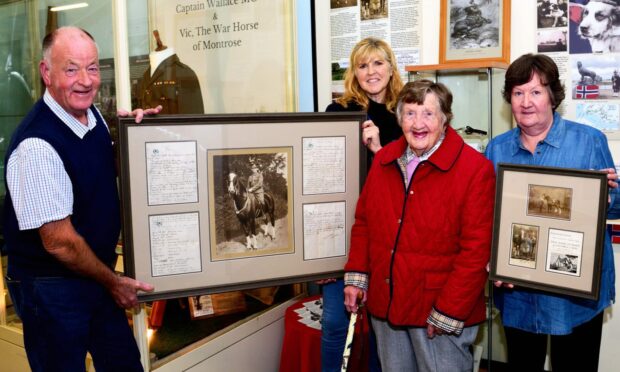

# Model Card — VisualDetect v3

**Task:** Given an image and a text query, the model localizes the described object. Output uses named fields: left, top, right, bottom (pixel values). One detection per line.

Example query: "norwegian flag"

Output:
left=610, top=224, right=620, bottom=245
left=575, top=84, right=599, bottom=99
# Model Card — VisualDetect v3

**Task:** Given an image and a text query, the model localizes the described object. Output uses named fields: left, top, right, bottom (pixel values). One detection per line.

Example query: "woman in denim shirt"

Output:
left=485, top=53, right=620, bottom=372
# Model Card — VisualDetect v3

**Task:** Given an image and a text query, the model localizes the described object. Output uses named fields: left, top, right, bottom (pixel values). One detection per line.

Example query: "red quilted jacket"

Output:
left=345, top=126, right=495, bottom=327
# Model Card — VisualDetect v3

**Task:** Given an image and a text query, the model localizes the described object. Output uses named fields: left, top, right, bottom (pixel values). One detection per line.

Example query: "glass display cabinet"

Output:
left=406, top=61, right=514, bottom=152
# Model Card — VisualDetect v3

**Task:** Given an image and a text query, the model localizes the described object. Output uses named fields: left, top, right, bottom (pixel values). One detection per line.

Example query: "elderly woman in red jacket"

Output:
left=344, top=79, right=495, bottom=371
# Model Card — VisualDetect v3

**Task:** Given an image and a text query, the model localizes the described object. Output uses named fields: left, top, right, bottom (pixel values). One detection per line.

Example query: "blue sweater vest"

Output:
left=3, top=99, right=121, bottom=278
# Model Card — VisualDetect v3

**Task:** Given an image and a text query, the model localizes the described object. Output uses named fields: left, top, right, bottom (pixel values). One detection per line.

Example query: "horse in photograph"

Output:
left=575, top=0, right=620, bottom=52
left=227, top=172, right=276, bottom=250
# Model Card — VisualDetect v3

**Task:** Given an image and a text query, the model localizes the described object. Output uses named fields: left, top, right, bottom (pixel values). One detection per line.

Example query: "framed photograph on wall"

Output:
left=118, top=112, right=366, bottom=301
left=439, top=0, right=511, bottom=64
left=489, top=163, right=608, bottom=300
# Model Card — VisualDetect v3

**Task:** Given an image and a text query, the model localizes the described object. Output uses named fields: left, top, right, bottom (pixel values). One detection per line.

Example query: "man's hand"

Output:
left=117, top=105, right=162, bottom=124
left=39, top=217, right=156, bottom=309
left=108, top=275, right=155, bottom=310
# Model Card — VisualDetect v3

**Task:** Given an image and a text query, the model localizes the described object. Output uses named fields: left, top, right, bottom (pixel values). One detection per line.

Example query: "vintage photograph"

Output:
left=208, top=148, right=294, bottom=261
left=537, top=29, right=567, bottom=53
left=546, top=228, right=584, bottom=276
left=571, top=54, right=620, bottom=100
left=537, top=0, right=568, bottom=28
left=548, top=253, right=579, bottom=274
left=188, top=292, right=247, bottom=319
left=527, top=184, right=572, bottom=220
left=509, top=223, right=540, bottom=269
left=360, top=0, right=388, bottom=20
left=440, top=0, right=510, bottom=63
left=331, top=0, right=358, bottom=9
left=569, top=0, right=620, bottom=53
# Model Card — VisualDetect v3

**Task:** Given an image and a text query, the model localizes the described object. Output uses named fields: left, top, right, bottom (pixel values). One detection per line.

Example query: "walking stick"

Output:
left=341, top=292, right=363, bottom=372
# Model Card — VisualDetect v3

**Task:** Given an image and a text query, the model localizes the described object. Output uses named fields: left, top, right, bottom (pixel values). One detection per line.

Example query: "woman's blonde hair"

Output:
left=336, top=37, right=404, bottom=112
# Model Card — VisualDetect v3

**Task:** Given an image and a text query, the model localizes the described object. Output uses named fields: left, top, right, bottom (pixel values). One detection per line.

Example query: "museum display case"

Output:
left=406, top=61, right=513, bottom=152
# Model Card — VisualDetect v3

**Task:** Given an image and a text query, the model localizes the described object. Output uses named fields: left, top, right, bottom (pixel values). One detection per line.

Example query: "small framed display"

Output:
left=439, top=0, right=511, bottom=64
left=188, top=292, right=247, bottom=320
left=489, top=163, right=608, bottom=300
left=118, top=112, right=366, bottom=301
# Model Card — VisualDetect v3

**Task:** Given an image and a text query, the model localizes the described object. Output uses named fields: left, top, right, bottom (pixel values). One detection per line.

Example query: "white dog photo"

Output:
left=575, top=0, right=620, bottom=52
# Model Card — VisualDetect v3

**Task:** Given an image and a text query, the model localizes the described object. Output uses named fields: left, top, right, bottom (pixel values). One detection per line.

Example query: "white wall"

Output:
left=317, top=0, right=538, bottom=109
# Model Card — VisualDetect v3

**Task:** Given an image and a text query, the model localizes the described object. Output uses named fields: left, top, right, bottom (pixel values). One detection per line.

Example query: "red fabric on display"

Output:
left=279, top=295, right=322, bottom=372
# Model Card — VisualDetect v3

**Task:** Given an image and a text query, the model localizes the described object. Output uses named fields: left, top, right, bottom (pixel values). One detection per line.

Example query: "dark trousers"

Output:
left=7, top=276, right=143, bottom=372
left=504, top=311, right=604, bottom=372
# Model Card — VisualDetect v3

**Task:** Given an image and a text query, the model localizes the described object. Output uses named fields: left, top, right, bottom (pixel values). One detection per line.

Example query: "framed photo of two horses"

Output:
left=489, top=163, right=608, bottom=300
left=118, top=113, right=367, bottom=301
left=439, top=0, right=511, bottom=64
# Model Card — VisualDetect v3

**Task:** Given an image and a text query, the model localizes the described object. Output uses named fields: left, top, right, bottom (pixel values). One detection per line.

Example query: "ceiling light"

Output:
left=50, top=3, right=89, bottom=12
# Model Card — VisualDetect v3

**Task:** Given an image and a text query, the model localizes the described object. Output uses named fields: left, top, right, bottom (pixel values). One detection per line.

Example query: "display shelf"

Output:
left=406, top=63, right=513, bottom=152
left=405, top=61, right=509, bottom=72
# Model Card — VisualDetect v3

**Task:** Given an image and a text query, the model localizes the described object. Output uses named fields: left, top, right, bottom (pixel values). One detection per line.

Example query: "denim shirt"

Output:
left=485, top=112, right=619, bottom=335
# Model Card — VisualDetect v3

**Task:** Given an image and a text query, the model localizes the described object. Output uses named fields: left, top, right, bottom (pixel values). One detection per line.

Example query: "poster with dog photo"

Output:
left=571, top=54, right=620, bottom=99
left=569, top=0, right=620, bottom=54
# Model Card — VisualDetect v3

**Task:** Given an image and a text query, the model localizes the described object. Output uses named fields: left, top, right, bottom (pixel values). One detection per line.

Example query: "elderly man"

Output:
left=3, top=27, right=160, bottom=371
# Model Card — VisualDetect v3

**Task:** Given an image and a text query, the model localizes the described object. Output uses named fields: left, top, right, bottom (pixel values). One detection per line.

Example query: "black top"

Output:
left=326, top=99, right=401, bottom=147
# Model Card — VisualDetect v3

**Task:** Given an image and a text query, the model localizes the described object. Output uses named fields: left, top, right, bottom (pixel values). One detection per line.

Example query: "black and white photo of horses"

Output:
left=208, top=148, right=293, bottom=260
left=527, top=184, right=573, bottom=220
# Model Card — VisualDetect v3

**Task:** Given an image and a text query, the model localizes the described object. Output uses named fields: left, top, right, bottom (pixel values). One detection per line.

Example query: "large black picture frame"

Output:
left=490, top=163, right=608, bottom=300
left=117, top=112, right=366, bottom=301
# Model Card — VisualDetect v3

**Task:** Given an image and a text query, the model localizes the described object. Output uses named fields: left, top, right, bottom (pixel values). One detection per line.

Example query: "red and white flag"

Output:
left=575, top=84, right=599, bottom=99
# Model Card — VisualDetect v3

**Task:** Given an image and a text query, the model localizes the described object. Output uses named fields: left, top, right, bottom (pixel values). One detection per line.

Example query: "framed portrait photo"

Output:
left=439, top=0, right=511, bottom=64
left=489, top=163, right=608, bottom=300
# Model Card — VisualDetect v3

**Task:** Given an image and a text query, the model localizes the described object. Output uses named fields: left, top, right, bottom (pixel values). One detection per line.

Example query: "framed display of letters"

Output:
left=489, top=163, right=608, bottom=300
left=118, top=113, right=366, bottom=301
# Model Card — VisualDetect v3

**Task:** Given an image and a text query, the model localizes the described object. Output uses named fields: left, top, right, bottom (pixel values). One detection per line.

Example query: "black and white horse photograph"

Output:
left=527, top=184, right=573, bottom=220
left=208, top=148, right=293, bottom=260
